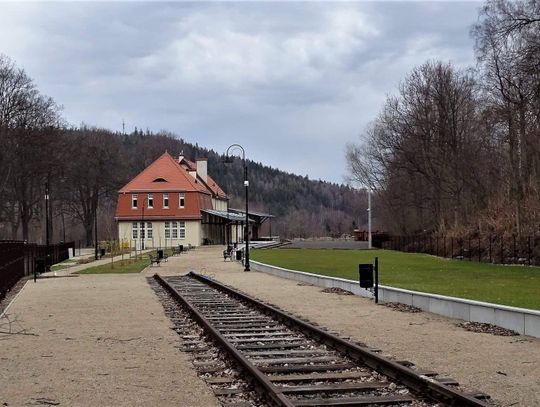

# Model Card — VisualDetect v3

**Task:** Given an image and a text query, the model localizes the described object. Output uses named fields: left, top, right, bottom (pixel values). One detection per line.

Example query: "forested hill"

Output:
left=119, top=130, right=367, bottom=239
left=0, top=122, right=367, bottom=243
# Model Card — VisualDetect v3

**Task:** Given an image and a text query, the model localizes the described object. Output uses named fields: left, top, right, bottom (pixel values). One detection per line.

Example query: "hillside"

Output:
left=118, top=130, right=368, bottom=239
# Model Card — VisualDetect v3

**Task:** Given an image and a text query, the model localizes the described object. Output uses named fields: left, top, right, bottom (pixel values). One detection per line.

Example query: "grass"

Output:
left=251, top=248, right=540, bottom=310
left=77, top=256, right=150, bottom=274
left=50, top=258, right=77, bottom=271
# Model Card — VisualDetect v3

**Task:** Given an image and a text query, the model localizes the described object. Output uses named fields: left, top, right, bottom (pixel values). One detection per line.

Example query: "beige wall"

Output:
left=118, top=220, right=202, bottom=249
left=212, top=198, right=228, bottom=211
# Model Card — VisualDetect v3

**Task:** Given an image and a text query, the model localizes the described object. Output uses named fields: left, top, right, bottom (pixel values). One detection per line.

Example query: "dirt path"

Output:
left=155, top=246, right=540, bottom=407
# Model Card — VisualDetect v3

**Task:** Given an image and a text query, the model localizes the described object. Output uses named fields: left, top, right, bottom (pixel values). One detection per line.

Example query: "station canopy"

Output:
left=201, top=209, right=255, bottom=223
left=229, top=209, right=274, bottom=224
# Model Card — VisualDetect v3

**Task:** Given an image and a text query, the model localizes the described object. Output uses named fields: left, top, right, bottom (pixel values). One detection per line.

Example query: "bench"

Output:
left=223, top=249, right=233, bottom=261
left=172, top=246, right=182, bottom=256
left=149, top=254, right=161, bottom=266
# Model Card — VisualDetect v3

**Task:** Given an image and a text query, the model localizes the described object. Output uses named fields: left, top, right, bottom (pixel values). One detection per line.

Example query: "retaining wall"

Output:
left=251, top=260, right=540, bottom=338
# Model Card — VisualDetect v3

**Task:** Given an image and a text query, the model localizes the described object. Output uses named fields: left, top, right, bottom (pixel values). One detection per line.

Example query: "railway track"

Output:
left=153, top=272, right=492, bottom=407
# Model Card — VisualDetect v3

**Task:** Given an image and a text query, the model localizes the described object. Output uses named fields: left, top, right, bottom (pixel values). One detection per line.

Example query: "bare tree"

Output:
left=0, top=55, right=63, bottom=241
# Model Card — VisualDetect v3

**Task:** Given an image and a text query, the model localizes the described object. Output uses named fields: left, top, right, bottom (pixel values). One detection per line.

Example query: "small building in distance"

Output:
left=115, top=152, right=261, bottom=249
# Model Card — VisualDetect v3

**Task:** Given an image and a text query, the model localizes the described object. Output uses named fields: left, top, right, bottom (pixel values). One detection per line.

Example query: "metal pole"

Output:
left=244, top=163, right=250, bottom=271
left=45, top=187, right=49, bottom=248
left=45, top=182, right=50, bottom=270
left=368, top=189, right=372, bottom=249
left=528, top=235, right=532, bottom=266
left=141, top=200, right=145, bottom=251
left=374, top=256, right=379, bottom=304
left=94, top=196, right=98, bottom=261
left=489, top=235, right=492, bottom=263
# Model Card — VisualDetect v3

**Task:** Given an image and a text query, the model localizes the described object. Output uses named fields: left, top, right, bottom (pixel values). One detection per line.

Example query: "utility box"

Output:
left=157, top=249, right=164, bottom=259
left=236, top=250, right=243, bottom=261
left=359, top=263, right=374, bottom=288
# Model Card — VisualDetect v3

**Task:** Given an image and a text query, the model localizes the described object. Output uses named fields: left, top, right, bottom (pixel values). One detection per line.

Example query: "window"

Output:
left=163, top=193, right=169, bottom=208
left=132, top=222, right=138, bottom=239
left=164, top=221, right=170, bottom=239
left=147, top=193, right=153, bottom=208
left=165, top=221, right=185, bottom=240
left=147, top=222, right=153, bottom=239
left=179, top=221, right=186, bottom=239
left=140, top=222, right=145, bottom=239
left=179, top=192, right=185, bottom=208
left=132, top=194, right=138, bottom=209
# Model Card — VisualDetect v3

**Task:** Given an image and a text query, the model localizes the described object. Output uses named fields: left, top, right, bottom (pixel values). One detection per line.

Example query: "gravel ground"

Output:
left=0, top=267, right=219, bottom=406
left=154, top=246, right=540, bottom=407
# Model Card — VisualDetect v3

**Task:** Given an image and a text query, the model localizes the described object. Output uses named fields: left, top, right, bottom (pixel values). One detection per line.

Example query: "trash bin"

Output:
left=100, top=248, right=106, bottom=258
left=35, top=258, right=46, bottom=274
left=236, top=250, right=243, bottom=261
left=359, top=263, right=374, bottom=289
left=179, top=245, right=183, bottom=252
left=157, top=249, right=164, bottom=259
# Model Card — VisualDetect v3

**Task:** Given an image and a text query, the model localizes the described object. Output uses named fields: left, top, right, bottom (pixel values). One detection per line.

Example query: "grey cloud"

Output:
left=0, top=1, right=480, bottom=183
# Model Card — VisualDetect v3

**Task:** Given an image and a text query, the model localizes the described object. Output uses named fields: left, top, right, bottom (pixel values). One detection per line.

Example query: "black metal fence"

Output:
left=0, top=240, right=74, bottom=301
left=380, top=234, right=540, bottom=266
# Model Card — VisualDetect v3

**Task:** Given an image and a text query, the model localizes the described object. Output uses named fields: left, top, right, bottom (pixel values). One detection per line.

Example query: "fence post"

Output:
left=501, top=236, right=504, bottom=264
left=528, top=235, right=532, bottom=266
left=451, top=237, right=454, bottom=259
left=489, top=235, right=492, bottom=263
left=512, top=234, right=516, bottom=263
left=478, top=235, right=481, bottom=262
left=443, top=236, right=446, bottom=258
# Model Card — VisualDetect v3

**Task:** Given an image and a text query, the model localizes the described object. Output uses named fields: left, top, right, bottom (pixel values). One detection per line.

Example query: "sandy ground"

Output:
left=0, top=263, right=219, bottom=406
left=154, top=246, right=540, bottom=407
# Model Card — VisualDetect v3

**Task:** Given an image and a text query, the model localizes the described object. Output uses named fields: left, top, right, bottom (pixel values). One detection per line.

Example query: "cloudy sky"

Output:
left=0, top=1, right=481, bottom=183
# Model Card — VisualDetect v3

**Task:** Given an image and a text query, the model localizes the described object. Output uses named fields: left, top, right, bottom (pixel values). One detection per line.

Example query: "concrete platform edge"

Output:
left=250, top=260, right=540, bottom=338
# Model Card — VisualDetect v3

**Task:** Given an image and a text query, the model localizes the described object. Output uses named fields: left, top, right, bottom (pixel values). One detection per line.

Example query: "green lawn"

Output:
left=251, top=249, right=540, bottom=310
left=78, top=256, right=149, bottom=274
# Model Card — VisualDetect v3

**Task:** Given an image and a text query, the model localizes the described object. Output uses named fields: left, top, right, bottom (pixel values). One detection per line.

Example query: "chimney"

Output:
left=196, top=158, right=208, bottom=183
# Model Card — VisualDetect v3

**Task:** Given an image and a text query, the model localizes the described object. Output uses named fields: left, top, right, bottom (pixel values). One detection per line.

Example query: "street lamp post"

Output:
left=94, top=196, right=99, bottom=260
left=45, top=182, right=51, bottom=270
left=224, top=144, right=250, bottom=271
left=368, top=188, right=372, bottom=249
left=141, top=197, right=146, bottom=251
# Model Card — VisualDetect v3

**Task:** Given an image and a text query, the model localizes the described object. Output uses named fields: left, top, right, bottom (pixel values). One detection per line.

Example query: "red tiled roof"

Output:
left=179, top=156, right=228, bottom=199
left=119, top=152, right=209, bottom=194
left=206, top=175, right=227, bottom=199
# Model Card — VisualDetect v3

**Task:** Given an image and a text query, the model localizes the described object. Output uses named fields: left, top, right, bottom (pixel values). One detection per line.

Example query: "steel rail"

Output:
left=154, top=273, right=295, bottom=407
left=188, top=271, right=490, bottom=407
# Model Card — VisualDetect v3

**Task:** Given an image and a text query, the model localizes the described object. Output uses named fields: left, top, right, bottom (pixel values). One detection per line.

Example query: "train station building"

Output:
left=115, top=152, right=271, bottom=249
